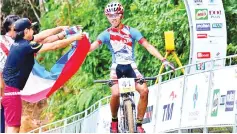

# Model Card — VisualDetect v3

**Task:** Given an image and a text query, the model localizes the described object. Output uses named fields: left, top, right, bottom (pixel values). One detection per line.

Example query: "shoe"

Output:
left=137, top=125, right=145, bottom=133
left=110, top=121, right=118, bottom=133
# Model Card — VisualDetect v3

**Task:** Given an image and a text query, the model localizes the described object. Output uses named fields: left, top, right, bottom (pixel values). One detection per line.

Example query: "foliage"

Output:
left=1, top=0, right=40, bottom=34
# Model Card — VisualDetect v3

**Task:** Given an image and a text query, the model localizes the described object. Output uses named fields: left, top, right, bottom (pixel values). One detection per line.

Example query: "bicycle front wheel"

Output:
left=124, top=100, right=135, bottom=133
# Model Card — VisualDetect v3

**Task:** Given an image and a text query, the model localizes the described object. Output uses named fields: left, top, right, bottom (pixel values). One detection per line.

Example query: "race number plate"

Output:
left=118, top=78, right=136, bottom=93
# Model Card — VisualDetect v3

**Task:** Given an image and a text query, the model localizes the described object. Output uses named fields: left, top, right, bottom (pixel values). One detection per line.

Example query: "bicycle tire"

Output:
left=124, top=100, right=135, bottom=133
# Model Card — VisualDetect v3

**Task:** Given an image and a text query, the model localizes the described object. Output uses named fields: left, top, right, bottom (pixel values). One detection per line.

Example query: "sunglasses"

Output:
left=106, top=14, right=122, bottom=19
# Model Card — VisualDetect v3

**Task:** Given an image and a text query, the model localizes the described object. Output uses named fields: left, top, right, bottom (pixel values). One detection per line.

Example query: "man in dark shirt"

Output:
left=1, top=18, right=84, bottom=133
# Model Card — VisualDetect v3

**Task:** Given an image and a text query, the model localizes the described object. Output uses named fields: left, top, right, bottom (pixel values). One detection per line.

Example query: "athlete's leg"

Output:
left=129, top=63, right=149, bottom=121
left=109, top=66, right=120, bottom=133
left=110, top=84, right=120, bottom=118
left=129, top=63, right=147, bottom=133
left=135, top=82, right=149, bottom=121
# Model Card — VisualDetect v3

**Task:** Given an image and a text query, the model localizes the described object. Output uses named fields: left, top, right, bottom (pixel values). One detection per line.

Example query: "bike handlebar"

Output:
left=94, top=77, right=157, bottom=83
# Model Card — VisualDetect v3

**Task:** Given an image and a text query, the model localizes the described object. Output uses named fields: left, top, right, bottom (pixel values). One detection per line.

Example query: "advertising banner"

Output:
left=181, top=72, right=210, bottom=128
left=207, top=67, right=237, bottom=125
left=185, top=0, right=227, bottom=73
left=155, top=77, right=184, bottom=132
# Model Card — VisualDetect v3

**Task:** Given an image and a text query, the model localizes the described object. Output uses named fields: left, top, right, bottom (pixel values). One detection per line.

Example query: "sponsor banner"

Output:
left=207, top=67, right=237, bottom=125
left=155, top=77, right=184, bottom=132
left=185, top=0, right=227, bottom=74
left=181, top=72, right=210, bottom=128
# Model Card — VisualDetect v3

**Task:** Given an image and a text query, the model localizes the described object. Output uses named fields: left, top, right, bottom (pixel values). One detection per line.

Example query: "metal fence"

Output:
left=28, top=54, right=237, bottom=133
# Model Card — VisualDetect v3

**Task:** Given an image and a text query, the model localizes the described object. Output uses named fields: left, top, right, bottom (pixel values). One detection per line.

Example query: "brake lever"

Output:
left=108, top=80, right=114, bottom=87
left=137, top=78, right=145, bottom=85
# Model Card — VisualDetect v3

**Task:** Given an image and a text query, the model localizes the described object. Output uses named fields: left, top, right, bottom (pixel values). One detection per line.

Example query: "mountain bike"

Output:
left=94, top=76, right=156, bottom=133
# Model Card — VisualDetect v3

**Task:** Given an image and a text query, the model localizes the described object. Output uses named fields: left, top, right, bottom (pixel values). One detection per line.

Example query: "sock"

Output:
left=112, top=117, right=118, bottom=122
left=136, top=118, right=143, bottom=126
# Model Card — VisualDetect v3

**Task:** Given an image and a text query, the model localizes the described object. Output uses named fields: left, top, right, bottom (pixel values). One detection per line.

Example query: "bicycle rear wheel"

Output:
left=124, top=100, right=135, bottom=133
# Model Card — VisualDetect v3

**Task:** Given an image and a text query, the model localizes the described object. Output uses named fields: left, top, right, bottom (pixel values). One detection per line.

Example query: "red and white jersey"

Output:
left=0, top=35, right=13, bottom=72
left=97, top=25, right=145, bottom=64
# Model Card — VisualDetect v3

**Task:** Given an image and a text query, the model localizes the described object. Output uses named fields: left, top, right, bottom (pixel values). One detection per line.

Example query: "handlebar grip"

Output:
left=144, top=77, right=157, bottom=80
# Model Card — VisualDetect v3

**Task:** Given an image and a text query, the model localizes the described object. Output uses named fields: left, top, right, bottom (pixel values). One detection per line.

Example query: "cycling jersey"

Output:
left=97, top=25, right=145, bottom=65
left=0, top=35, right=14, bottom=73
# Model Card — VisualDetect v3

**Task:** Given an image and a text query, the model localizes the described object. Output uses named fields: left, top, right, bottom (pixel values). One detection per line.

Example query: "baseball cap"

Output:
left=14, top=18, right=37, bottom=32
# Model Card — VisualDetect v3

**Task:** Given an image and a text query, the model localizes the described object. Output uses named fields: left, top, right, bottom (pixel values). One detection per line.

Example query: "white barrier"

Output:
left=207, top=67, right=237, bottom=126
left=81, top=110, right=99, bottom=132
left=96, top=105, right=111, bottom=133
left=181, top=72, right=210, bottom=128
left=155, top=77, right=184, bottom=132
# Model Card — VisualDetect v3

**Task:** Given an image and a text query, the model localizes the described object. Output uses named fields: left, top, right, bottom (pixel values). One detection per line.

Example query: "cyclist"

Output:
left=0, top=15, right=21, bottom=133
left=1, top=18, right=84, bottom=133
left=90, top=1, right=175, bottom=133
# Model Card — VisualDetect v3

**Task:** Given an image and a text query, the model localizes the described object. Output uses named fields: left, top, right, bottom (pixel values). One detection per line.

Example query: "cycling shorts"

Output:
left=110, top=63, right=143, bottom=79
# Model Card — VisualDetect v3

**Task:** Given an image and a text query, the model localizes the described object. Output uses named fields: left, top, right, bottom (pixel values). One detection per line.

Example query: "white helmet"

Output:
left=104, top=1, right=124, bottom=15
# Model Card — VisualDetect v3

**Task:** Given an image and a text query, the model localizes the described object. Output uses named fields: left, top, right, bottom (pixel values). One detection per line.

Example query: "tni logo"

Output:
left=162, top=103, right=174, bottom=121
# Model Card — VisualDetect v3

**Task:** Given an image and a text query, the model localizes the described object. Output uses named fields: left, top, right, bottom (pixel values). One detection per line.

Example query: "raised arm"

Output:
left=89, top=40, right=101, bottom=52
left=38, top=33, right=84, bottom=53
left=141, top=38, right=175, bottom=70
left=140, top=39, right=165, bottom=61
left=34, top=26, right=68, bottom=42
left=39, top=32, right=66, bottom=44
